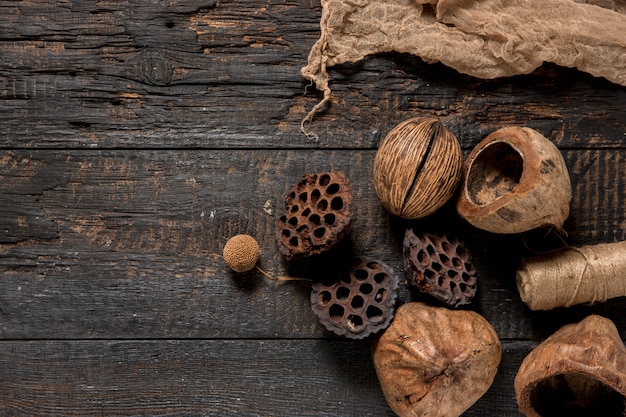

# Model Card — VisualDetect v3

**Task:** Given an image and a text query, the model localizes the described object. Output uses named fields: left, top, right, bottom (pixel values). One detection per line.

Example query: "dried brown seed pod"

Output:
left=403, top=228, right=477, bottom=308
left=223, top=234, right=261, bottom=272
left=515, top=315, right=626, bottom=417
left=372, top=302, right=501, bottom=417
left=373, top=118, right=463, bottom=219
left=276, top=171, right=354, bottom=260
left=457, top=126, right=571, bottom=234
left=310, top=258, right=399, bottom=339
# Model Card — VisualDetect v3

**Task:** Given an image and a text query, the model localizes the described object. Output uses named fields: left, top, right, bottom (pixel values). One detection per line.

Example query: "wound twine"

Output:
left=516, top=240, right=626, bottom=310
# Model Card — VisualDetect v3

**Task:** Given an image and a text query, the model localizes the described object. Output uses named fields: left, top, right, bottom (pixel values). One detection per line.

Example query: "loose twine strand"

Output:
left=516, top=240, right=626, bottom=310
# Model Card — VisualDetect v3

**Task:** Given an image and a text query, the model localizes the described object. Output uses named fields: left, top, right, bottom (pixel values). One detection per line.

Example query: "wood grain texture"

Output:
left=0, top=339, right=534, bottom=417
left=1, top=1, right=625, bottom=148
left=1, top=0, right=625, bottom=415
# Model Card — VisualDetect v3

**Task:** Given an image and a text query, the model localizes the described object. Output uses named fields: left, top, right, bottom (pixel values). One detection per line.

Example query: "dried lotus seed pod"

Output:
left=276, top=171, right=354, bottom=260
left=372, top=302, right=501, bottom=417
left=310, top=258, right=399, bottom=339
left=223, top=234, right=261, bottom=272
left=403, top=228, right=477, bottom=308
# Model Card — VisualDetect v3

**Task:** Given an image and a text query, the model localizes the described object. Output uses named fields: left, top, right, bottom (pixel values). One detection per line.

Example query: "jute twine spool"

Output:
left=516, top=240, right=626, bottom=310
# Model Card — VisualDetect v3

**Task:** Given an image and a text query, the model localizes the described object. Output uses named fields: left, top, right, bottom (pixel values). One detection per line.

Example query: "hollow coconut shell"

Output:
left=457, top=127, right=571, bottom=234
left=514, top=315, right=626, bottom=417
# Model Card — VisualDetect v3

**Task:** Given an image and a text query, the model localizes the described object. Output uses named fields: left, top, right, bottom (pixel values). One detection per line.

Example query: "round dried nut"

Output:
left=310, top=258, right=399, bottom=339
left=223, top=234, right=261, bottom=272
left=276, top=171, right=354, bottom=260
left=372, top=302, right=502, bottom=417
left=373, top=118, right=463, bottom=219
left=403, top=228, right=477, bottom=308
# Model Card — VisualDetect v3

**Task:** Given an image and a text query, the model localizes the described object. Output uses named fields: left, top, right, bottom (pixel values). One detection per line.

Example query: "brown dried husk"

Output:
left=371, top=302, right=501, bottom=417
left=456, top=127, right=572, bottom=234
left=301, top=0, right=626, bottom=131
left=514, top=315, right=626, bottom=417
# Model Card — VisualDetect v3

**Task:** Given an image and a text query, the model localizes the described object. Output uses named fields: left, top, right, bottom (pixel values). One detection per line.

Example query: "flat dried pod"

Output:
left=457, top=127, right=571, bottom=234
left=310, top=258, right=399, bottom=339
left=276, top=171, right=354, bottom=260
left=515, top=315, right=626, bottom=417
left=403, top=228, right=476, bottom=307
left=372, top=302, right=501, bottom=417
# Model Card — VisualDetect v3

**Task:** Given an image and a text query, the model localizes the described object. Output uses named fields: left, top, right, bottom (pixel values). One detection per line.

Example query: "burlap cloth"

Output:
left=301, top=0, right=626, bottom=133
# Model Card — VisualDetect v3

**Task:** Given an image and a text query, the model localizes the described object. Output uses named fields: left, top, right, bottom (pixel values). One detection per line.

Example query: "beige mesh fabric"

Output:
left=301, top=0, right=626, bottom=134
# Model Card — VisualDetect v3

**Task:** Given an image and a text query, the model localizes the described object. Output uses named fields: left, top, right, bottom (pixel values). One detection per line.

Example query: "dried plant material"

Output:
left=276, top=171, right=354, bottom=260
left=403, top=228, right=477, bottom=308
left=371, top=302, right=501, bottom=417
left=311, top=258, right=399, bottom=339
left=457, top=127, right=571, bottom=234
left=373, top=118, right=463, bottom=219
left=514, top=315, right=626, bottom=417
left=516, top=240, right=626, bottom=311
left=223, top=234, right=261, bottom=272
left=301, top=0, right=626, bottom=131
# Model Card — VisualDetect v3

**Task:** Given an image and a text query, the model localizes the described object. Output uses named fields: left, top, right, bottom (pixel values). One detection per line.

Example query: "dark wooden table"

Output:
left=1, top=1, right=625, bottom=416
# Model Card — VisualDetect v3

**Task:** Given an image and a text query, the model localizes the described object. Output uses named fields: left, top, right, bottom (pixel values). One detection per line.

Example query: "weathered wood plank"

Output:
left=0, top=339, right=534, bottom=416
left=1, top=1, right=624, bottom=148
left=0, top=149, right=624, bottom=340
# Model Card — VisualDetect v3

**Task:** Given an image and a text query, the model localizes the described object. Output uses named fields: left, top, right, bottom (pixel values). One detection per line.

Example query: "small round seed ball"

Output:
left=223, top=234, right=261, bottom=272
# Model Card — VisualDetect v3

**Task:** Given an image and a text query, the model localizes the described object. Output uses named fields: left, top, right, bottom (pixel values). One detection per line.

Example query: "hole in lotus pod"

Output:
left=375, top=288, right=387, bottom=302
left=453, top=257, right=463, bottom=269
left=330, top=197, right=344, bottom=210
left=354, top=268, right=369, bottom=281
left=326, top=183, right=340, bottom=195
left=347, top=314, right=363, bottom=330
left=299, top=192, right=308, bottom=203
left=329, top=304, right=344, bottom=322
left=313, top=227, right=326, bottom=238
left=366, top=305, right=383, bottom=322
left=374, top=272, right=387, bottom=284
left=288, top=216, right=298, bottom=226
left=282, top=229, right=290, bottom=238
left=311, top=188, right=321, bottom=203
left=319, top=174, right=331, bottom=186
left=456, top=245, right=469, bottom=259
left=309, top=214, right=321, bottom=225
left=317, top=199, right=328, bottom=211
left=301, top=208, right=311, bottom=217
left=360, top=283, right=373, bottom=294
left=439, top=253, right=451, bottom=267
left=467, top=142, right=523, bottom=206
left=351, top=295, right=364, bottom=309
left=290, top=205, right=299, bottom=213
left=441, top=241, right=452, bottom=254
left=318, top=291, right=332, bottom=306
left=324, top=213, right=336, bottom=225
left=530, top=373, right=625, bottom=417
left=418, top=249, right=429, bottom=266
left=289, top=236, right=299, bottom=247
left=447, top=270, right=458, bottom=279
left=336, top=286, right=350, bottom=300
left=431, top=262, right=442, bottom=272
